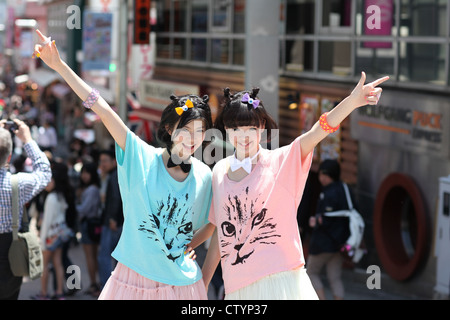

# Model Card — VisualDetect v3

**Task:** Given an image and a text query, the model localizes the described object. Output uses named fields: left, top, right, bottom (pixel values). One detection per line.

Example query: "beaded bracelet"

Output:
left=319, top=112, right=340, bottom=134
left=82, top=88, right=100, bottom=109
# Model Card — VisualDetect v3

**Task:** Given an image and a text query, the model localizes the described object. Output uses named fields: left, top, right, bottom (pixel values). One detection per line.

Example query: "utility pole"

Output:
left=118, top=0, right=128, bottom=121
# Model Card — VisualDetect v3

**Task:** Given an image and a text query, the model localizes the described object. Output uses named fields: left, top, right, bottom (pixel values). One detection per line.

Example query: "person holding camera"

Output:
left=0, top=119, right=52, bottom=300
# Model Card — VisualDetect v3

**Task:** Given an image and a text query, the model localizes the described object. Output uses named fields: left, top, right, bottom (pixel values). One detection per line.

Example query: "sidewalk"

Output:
left=18, top=238, right=412, bottom=300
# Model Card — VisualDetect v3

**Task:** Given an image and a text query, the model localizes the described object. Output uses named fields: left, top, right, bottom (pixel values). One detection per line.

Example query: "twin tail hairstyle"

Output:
left=156, top=94, right=213, bottom=150
left=214, top=87, right=278, bottom=142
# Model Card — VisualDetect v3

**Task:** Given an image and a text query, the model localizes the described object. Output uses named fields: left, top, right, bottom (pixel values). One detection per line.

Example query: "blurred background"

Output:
left=0, top=0, right=449, bottom=300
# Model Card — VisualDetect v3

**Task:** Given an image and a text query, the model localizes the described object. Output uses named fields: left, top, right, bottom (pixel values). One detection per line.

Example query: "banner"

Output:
left=364, top=0, right=393, bottom=49
left=82, top=11, right=112, bottom=71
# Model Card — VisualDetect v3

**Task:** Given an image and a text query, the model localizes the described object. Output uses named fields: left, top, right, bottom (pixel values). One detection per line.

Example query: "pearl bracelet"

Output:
left=82, top=88, right=100, bottom=109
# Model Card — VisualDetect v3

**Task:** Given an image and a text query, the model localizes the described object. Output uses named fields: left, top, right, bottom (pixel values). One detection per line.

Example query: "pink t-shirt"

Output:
left=209, top=136, right=313, bottom=294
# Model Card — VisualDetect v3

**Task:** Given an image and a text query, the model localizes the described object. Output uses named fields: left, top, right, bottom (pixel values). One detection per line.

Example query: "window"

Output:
left=399, top=43, right=446, bottom=84
left=154, top=0, right=245, bottom=70
left=286, top=0, right=315, bottom=35
left=173, top=0, right=188, bottom=32
left=280, top=0, right=450, bottom=88
left=191, top=1, right=208, bottom=33
left=285, top=40, right=314, bottom=72
left=400, top=0, right=447, bottom=37
left=319, top=41, right=352, bottom=75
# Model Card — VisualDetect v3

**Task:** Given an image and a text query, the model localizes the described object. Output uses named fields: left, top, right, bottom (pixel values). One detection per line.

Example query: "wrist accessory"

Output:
left=319, top=112, right=340, bottom=133
left=82, top=88, right=100, bottom=109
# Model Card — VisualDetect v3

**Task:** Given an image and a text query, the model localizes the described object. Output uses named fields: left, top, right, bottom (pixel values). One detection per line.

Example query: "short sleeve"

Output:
left=268, top=136, right=313, bottom=201
left=115, top=130, right=156, bottom=193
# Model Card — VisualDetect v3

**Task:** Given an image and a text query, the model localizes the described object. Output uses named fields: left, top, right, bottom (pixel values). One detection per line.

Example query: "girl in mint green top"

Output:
left=34, top=29, right=214, bottom=299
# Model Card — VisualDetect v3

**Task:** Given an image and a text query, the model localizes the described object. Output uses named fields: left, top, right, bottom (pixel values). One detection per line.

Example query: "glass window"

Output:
left=285, top=40, right=314, bottom=72
left=233, top=0, right=246, bottom=33
left=322, top=0, right=352, bottom=28
left=173, top=0, right=188, bottom=32
left=173, top=38, right=187, bottom=60
left=191, top=38, right=207, bottom=61
left=399, top=42, right=446, bottom=84
left=153, top=0, right=170, bottom=32
left=191, top=1, right=208, bottom=33
left=286, top=0, right=315, bottom=35
left=319, top=41, right=352, bottom=75
left=355, top=41, right=395, bottom=77
left=233, top=39, right=245, bottom=65
left=211, top=39, right=229, bottom=64
left=400, top=0, right=447, bottom=37
left=156, top=37, right=171, bottom=59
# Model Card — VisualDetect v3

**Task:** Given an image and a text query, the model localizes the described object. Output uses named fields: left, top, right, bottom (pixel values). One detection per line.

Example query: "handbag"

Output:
left=86, top=217, right=102, bottom=243
left=324, top=183, right=366, bottom=263
left=8, top=174, right=43, bottom=280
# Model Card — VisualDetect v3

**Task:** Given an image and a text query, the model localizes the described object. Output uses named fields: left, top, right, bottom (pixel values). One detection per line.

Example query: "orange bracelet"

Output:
left=319, top=112, right=340, bottom=133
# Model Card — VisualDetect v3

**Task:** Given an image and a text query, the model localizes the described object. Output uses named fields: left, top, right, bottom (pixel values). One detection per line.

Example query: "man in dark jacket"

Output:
left=306, top=159, right=351, bottom=300
left=97, top=150, right=123, bottom=289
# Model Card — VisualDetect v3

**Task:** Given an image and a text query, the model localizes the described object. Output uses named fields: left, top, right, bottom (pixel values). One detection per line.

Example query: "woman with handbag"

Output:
left=76, top=161, right=101, bottom=297
left=33, top=162, right=74, bottom=300
left=307, top=159, right=351, bottom=300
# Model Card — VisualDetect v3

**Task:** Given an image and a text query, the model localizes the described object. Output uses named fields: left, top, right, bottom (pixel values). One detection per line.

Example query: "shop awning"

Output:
left=28, top=68, right=62, bottom=87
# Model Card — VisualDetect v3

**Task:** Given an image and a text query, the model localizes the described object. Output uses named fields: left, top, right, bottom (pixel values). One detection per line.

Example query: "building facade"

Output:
left=147, top=0, right=450, bottom=299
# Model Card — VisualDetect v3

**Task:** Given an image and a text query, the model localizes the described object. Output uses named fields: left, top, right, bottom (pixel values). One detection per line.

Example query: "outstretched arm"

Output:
left=33, top=29, right=128, bottom=151
left=299, top=72, right=389, bottom=161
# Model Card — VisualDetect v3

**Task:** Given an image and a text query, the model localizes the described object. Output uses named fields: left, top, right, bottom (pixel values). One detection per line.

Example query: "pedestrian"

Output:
left=34, top=29, right=213, bottom=300
left=76, top=161, right=101, bottom=297
left=36, top=116, right=58, bottom=153
left=97, top=149, right=123, bottom=289
left=0, top=119, right=51, bottom=300
left=307, top=159, right=351, bottom=300
left=199, top=71, right=388, bottom=299
left=32, top=162, right=74, bottom=300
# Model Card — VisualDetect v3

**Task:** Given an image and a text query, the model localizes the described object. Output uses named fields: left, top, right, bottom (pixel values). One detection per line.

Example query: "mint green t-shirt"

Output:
left=111, top=130, right=212, bottom=286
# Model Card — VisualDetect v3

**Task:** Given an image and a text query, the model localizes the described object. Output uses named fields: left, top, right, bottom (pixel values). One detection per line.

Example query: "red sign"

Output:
left=364, top=0, right=393, bottom=49
left=134, top=0, right=151, bottom=44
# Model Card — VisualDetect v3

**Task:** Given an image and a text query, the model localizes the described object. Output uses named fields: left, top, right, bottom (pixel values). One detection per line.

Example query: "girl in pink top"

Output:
left=193, top=72, right=388, bottom=300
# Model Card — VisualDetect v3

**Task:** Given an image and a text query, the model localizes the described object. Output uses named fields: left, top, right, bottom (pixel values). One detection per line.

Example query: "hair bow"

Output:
left=241, top=93, right=260, bottom=108
left=175, top=99, right=194, bottom=116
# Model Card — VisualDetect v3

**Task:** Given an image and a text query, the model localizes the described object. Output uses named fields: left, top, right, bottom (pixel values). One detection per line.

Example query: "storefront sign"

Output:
left=82, top=11, right=112, bottom=71
left=138, top=80, right=199, bottom=111
left=351, top=91, right=450, bottom=159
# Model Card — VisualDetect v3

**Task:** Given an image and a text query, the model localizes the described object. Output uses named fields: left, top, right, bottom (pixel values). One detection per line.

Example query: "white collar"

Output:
left=229, top=147, right=261, bottom=174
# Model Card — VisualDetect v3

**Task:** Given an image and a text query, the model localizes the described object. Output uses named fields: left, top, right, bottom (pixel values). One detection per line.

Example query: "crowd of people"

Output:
left=0, top=59, right=123, bottom=300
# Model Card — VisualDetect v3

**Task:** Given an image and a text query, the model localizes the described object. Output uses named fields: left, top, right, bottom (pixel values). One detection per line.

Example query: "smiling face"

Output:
left=170, top=119, right=206, bottom=160
left=226, top=125, right=264, bottom=159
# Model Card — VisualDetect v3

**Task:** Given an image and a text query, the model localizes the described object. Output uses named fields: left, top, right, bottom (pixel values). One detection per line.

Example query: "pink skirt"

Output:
left=98, top=262, right=207, bottom=300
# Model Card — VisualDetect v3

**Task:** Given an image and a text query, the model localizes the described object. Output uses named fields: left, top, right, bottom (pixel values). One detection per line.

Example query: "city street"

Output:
left=17, top=235, right=413, bottom=301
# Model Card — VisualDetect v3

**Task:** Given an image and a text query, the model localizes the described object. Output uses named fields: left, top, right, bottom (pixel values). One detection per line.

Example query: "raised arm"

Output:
left=33, top=29, right=128, bottom=151
left=299, top=72, right=389, bottom=161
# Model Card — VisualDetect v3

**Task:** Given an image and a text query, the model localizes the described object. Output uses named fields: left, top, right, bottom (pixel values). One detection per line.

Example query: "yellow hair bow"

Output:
left=175, top=99, right=194, bottom=116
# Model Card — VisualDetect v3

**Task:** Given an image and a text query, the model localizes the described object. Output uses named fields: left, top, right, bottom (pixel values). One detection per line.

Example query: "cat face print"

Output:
left=220, top=187, right=280, bottom=265
left=138, top=193, right=193, bottom=262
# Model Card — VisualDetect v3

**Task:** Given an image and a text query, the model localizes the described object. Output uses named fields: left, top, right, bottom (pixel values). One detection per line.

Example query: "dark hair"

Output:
left=214, top=87, right=278, bottom=142
left=319, top=159, right=341, bottom=182
left=51, top=161, right=77, bottom=229
left=156, top=94, right=213, bottom=149
left=99, top=149, right=115, bottom=160
left=79, top=161, right=100, bottom=188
